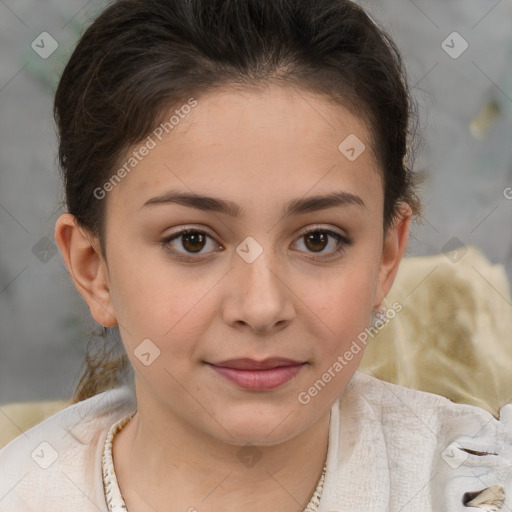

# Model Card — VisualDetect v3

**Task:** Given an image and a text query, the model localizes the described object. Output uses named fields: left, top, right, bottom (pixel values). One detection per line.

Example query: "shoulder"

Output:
left=0, top=386, right=136, bottom=512
left=319, top=371, right=512, bottom=511
left=337, top=371, right=512, bottom=426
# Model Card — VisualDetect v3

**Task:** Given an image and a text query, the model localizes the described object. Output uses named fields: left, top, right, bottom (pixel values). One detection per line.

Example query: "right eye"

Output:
left=161, top=228, right=223, bottom=261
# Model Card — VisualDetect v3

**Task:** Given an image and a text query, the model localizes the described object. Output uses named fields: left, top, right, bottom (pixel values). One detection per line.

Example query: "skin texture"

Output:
left=55, top=84, right=411, bottom=511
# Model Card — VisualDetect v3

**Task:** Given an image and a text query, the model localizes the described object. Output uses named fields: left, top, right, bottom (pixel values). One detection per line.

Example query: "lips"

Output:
left=211, top=357, right=303, bottom=370
left=207, top=357, right=305, bottom=390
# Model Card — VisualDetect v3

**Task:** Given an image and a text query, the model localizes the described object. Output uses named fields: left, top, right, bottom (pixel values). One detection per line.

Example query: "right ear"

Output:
left=54, top=213, right=117, bottom=327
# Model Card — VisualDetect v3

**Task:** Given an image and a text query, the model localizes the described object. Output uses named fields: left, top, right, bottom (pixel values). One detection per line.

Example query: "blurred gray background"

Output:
left=1, top=0, right=512, bottom=404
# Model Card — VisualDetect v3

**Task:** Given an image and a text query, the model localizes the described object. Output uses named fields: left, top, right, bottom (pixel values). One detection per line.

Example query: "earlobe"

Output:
left=54, top=213, right=117, bottom=327
left=373, top=202, right=412, bottom=309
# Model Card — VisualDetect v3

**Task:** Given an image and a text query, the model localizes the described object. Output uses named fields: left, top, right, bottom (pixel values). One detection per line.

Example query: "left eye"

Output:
left=292, top=229, right=350, bottom=257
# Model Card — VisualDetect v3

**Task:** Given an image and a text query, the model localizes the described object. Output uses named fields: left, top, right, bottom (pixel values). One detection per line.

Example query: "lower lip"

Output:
left=208, top=364, right=304, bottom=390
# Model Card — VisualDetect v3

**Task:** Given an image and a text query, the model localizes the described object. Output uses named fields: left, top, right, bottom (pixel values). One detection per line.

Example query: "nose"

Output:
left=221, top=244, right=295, bottom=335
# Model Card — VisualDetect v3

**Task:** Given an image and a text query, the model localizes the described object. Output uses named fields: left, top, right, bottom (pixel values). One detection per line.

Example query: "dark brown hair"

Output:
left=54, top=0, right=422, bottom=402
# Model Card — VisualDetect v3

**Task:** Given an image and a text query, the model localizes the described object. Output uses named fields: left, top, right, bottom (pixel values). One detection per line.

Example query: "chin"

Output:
left=212, top=409, right=307, bottom=447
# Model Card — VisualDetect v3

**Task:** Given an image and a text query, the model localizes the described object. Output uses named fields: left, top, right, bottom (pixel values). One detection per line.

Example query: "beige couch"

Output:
left=360, top=245, right=512, bottom=416
left=1, top=246, right=511, bottom=449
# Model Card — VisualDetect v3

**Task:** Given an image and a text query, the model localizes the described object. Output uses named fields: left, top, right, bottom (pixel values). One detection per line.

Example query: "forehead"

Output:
left=107, top=84, right=382, bottom=217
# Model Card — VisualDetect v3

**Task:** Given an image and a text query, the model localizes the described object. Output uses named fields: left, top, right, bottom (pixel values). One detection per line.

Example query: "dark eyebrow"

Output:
left=142, top=190, right=366, bottom=216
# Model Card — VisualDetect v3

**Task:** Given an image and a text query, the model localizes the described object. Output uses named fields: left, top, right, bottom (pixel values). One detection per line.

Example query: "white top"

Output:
left=1, top=370, right=512, bottom=511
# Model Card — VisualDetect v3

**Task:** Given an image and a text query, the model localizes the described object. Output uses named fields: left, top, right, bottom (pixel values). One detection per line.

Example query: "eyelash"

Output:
left=161, top=227, right=352, bottom=262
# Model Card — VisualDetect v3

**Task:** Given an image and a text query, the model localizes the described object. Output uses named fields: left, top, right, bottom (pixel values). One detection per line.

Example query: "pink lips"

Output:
left=208, top=357, right=305, bottom=390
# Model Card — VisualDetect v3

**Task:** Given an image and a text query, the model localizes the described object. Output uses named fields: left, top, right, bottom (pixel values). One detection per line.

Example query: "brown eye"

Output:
left=181, top=232, right=207, bottom=253
left=292, top=228, right=351, bottom=259
left=304, top=232, right=328, bottom=252
left=162, top=229, right=221, bottom=260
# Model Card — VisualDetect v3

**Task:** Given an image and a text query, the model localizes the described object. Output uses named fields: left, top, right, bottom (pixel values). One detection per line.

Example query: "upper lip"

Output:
left=209, top=357, right=304, bottom=370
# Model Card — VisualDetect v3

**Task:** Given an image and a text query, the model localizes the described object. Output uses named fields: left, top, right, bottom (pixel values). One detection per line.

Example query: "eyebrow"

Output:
left=142, top=190, right=366, bottom=217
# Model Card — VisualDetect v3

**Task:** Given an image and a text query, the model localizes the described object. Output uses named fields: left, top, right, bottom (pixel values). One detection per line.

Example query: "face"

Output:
left=59, top=84, right=410, bottom=446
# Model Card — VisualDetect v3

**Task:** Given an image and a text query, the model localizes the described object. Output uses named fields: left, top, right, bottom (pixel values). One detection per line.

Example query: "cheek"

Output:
left=304, top=257, right=379, bottom=355
left=107, top=246, right=215, bottom=349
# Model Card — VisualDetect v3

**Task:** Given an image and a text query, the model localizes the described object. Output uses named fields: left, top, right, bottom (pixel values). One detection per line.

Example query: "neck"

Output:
left=113, top=388, right=332, bottom=512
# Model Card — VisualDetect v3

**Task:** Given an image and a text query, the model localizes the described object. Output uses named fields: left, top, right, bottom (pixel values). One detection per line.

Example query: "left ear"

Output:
left=373, top=202, right=412, bottom=309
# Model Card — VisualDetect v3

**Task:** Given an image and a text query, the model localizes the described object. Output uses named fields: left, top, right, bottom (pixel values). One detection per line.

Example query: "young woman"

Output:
left=1, top=0, right=511, bottom=511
